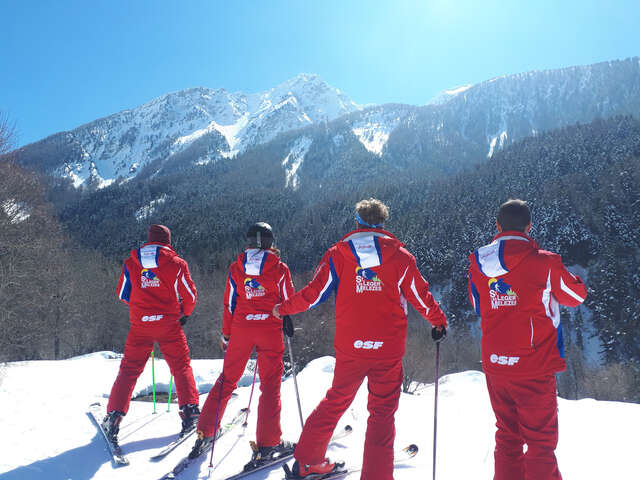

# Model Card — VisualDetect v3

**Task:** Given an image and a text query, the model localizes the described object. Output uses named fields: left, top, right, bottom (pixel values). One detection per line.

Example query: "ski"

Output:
left=87, top=402, right=130, bottom=466
left=151, top=391, right=240, bottom=460
left=282, top=443, right=418, bottom=479
left=224, top=425, right=353, bottom=480
left=150, top=426, right=198, bottom=461
left=157, top=407, right=249, bottom=479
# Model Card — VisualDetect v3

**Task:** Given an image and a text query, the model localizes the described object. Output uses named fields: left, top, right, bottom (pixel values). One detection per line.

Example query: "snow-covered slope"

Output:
left=13, top=74, right=360, bottom=188
left=424, top=58, right=640, bottom=157
left=350, top=105, right=413, bottom=156
left=1, top=353, right=638, bottom=479
left=427, top=84, right=473, bottom=105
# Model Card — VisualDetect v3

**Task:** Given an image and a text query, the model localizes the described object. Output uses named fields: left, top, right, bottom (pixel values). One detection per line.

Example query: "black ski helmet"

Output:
left=247, top=222, right=274, bottom=249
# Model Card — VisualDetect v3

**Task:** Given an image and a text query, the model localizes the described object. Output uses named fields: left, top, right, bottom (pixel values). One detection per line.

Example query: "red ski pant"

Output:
left=197, top=325, right=284, bottom=446
left=485, top=374, right=562, bottom=480
left=294, top=355, right=403, bottom=480
left=107, top=318, right=199, bottom=414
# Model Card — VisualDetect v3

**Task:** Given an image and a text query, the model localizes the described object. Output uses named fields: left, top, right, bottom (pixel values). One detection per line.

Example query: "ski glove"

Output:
left=179, top=316, right=189, bottom=326
left=431, top=325, right=446, bottom=343
left=220, top=334, right=230, bottom=352
left=283, top=315, right=294, bottom=338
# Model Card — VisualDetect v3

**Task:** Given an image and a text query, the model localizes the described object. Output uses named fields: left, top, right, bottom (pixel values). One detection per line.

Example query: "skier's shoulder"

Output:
left=529, top=247, right=565, bottom=270
left=156, top=246, right=183, bottom=266
left=395, top=244, right=416, bottom=263
left=275, top=255, right=291, bottom=274
left=327, top=242, right=342, bottom=257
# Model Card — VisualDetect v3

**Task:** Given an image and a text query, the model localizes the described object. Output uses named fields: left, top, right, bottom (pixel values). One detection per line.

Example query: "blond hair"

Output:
left=355, top=198, right=390, bottom=227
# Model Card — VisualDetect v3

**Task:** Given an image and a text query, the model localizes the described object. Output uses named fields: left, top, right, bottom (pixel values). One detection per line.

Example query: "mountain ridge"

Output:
left=10, top=57, right=640, bottom=190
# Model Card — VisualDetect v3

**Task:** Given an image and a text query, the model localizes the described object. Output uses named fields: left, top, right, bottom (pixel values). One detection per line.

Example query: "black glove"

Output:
left=179, top=316, right=189, bottom=326
left=283, top=315, right=294, bottom=338
left=431, top=326, right=446, bottom=343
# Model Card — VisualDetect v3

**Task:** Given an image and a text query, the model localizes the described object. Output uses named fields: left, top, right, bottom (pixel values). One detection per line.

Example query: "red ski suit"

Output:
left=108, top=242, right=199, bottom=414
left=468, top=231, right=587, bottom=480
left=278, top=229, right=447, bottom=480
left=197, top=248, right=294, bottom=446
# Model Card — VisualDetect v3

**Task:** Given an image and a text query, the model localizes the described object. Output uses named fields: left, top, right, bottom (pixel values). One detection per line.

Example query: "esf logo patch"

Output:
left=355, top=267, right=382, bottom=293
left=488, top=278, right=517, bottom=309
left=490, top=354, right=520, bottom=366
left=245, top=313, right=269, bottom=320
left=353, top=340, right=384, bottom=350
left=141, top=269, right=160, bottom=288
left=244, top=278, right=266, bottom=299
left=141, top=314, right=163, bottom=322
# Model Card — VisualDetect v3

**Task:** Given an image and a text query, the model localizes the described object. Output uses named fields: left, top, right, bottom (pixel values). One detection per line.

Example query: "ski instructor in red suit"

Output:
left=273, top=198, right=447, bottom=480
left=468, top=199, right=587, bottom=480
left=189, top=222, right=296, bottom=465
left=102, top=224, right=200, bottom=446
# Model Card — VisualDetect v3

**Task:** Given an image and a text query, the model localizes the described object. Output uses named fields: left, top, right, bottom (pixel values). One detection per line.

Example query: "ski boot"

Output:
left=243, top=440, right=296, bottom=471
left=179, top=404, right=200, bottom=437
left=283, top=458, right=344, bottom=479
left=101, top=410, right=124, bottom=445
left=188, top=430, right=213, bottom=459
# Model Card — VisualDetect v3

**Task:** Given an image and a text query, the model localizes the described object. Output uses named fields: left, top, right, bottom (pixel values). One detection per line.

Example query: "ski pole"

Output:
left=283, top=315, right=304, bottom=429
left=433, top=341, right=440, bottom=480
left=208, top=354, right=226, bottom=469
left=167, top=375, right=174, bottom=412
left=243, top=359, right=258, bottom=427
left=151, top=349, right=157, bottom=414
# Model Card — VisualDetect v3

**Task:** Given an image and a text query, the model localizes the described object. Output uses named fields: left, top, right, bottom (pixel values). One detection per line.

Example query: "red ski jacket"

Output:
left=222, top=248, right=294, bottom=336
left=468, top=231, right=587, bottom=378
left=278, top=229, right=447, bottom=360
left=117, top=242, right=197, bottom=325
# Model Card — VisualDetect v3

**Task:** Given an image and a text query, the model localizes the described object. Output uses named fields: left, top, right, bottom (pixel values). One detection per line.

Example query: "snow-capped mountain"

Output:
left=12, top=74, right=360, bottom=188
left=10, top=57, right=640, bottom=190
left=427, top=84, right=473, bottom=105
left=425, top=58, right=640, bottom=158
left=272, top=57, right=640, bottom=190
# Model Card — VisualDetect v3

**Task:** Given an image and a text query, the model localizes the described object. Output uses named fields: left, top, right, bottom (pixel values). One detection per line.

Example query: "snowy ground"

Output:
left=0, top=352, right=638, bottom=480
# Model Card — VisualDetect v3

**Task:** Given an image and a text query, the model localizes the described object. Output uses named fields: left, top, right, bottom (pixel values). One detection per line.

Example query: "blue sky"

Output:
left=2, top=0, right=639, bottom=147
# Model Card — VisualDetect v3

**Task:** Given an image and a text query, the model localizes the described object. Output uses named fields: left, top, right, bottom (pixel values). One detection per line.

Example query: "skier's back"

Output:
left=190, top=222, right=296, bottom=468
left=468, top=199, right=587, bottom=480
left=274, top=198, right=447, bottom=480
left=104, top=224, right=199, bottom=445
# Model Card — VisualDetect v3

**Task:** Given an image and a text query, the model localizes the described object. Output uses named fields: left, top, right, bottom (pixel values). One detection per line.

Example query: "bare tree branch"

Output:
left=0, top=111, right=16, bottom=155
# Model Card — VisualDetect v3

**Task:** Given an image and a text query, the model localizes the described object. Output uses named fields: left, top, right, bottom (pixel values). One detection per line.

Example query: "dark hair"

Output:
left=497, top=199, right=531, bottom=232
left=355, top=198, right=390, bottom=227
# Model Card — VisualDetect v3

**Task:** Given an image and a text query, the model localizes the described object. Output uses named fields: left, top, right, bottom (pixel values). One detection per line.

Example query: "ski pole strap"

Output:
left=355, top=212, right=383, bottom=229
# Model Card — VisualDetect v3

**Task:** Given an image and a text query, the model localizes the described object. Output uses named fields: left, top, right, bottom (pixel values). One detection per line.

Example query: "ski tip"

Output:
left=344, top=424, right=352, bottom=432
left=404, top=444, right=419, bottom=456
